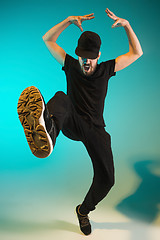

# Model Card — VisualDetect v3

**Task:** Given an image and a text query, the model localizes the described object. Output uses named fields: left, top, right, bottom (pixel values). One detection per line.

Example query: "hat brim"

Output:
left=75, top=47, right=99, bottom=59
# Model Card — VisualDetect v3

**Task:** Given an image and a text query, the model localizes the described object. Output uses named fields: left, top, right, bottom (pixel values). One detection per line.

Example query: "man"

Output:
left=17, top=8, right=143, bottom=235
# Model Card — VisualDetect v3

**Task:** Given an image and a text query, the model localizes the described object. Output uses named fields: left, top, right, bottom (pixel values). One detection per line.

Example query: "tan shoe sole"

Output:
left=17, top=86, right=53, bottom=158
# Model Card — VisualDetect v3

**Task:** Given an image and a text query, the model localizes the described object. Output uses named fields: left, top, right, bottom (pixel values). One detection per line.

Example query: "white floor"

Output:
left=0, top=201, right=159, bottom=240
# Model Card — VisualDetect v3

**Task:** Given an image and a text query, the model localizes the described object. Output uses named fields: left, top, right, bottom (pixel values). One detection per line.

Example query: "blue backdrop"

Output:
left=0, top=0, right=160, bottom=231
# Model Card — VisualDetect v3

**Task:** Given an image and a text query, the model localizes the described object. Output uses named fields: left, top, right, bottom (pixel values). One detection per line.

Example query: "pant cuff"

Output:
left=79, top=203, right=90, bottom=215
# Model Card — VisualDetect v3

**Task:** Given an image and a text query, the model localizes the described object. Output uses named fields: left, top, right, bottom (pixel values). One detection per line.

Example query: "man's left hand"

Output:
left=105, top=8, right=129, bottom=28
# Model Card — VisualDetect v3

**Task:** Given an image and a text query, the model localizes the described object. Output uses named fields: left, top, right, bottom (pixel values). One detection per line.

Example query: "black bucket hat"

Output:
left=75, top=31, right=101, bottom=59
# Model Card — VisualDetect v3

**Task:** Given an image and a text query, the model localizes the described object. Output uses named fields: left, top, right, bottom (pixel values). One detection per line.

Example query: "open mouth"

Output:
left=83, top=65, right=90, bottom=71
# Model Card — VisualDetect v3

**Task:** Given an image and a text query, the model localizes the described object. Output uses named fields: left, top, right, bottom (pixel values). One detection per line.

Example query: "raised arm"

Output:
left=42, top=14, right=95, bottom=66
left=105, top=8, right=143, bottom=72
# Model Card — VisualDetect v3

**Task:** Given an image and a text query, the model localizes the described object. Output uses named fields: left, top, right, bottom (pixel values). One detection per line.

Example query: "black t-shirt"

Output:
left=62, top=54, right=116, bottom=127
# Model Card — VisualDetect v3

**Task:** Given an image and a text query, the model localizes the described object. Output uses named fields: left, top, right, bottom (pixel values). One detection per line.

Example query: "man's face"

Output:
left=78, top=52, right=101, bottom=76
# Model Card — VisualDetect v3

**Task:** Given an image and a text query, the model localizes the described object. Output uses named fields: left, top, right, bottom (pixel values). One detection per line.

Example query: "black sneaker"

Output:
left=76, top=205, right=91, bottom=235
left=17, top=86, right=56, bottom=158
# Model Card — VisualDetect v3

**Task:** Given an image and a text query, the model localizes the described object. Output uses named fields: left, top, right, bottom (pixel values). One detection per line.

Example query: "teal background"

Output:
left=0, top=0, right=160, bottom=237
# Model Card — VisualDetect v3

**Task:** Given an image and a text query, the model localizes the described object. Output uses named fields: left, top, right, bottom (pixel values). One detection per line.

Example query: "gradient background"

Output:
left=0, top=0, right=160, bottom=239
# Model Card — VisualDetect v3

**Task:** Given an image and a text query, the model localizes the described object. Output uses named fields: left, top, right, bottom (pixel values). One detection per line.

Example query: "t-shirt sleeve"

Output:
left=62, top=54, right=73, bottom=72
left=104, top=59, right=116, bottom=77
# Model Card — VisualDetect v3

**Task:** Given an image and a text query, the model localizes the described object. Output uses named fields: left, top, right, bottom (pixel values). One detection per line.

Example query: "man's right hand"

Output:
left=69, top=14, right=95, bottom=32
left=42, top=14, right=95, bottom=67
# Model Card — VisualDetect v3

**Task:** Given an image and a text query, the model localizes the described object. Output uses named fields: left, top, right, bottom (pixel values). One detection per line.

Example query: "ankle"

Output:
left=78, top=205, right=88, bottom=216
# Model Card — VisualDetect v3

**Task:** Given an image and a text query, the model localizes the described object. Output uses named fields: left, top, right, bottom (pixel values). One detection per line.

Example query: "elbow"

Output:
left=131, top=47, right=143, bottom=58
left=139, top=50, right=143, bottom=57
left=42, top=36, right=55, bottom=43
left=42, top=33, right=49, bottom=42
left=136, top=51, right=143, bottom=59
left=138, top=47, right=144, bottom=57
left=42, top=35, right=46, bottom=42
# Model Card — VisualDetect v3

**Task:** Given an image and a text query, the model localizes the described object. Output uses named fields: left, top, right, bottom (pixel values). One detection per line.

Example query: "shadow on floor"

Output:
left=116, top=159, right=160, bottom=223
left=89, top=159, right=160, bottom=240
left=0, top=218, right=79, bottom=234
left=91, top=220, right=150, bottom=240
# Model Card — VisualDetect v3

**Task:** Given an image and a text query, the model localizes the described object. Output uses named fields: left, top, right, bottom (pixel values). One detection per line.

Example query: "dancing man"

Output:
left=17, top=8, right=143, bottom=235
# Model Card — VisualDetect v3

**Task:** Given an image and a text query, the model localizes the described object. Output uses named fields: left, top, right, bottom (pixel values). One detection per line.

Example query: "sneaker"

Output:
left=17, top=86, right=56, bottom=158
left=76, top=205, right=91, bottom=235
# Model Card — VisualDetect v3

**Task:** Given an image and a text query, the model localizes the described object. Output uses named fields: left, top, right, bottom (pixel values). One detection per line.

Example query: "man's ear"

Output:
left=98, top=51, right=101, bottom=59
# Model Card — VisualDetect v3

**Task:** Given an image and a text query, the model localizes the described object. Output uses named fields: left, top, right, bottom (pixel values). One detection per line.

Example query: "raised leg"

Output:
left=17, top=86, right=56, bottom=158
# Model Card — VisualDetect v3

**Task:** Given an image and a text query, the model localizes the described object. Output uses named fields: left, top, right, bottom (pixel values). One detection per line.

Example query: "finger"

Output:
left=79, top=25, right=83, bottom=32
left=87, top=16, right=95, bottom=20
left=82, top=16, right=95, bottom=22
left=106, top=8, right=115, bottom=16
left=105, top=10, right=117, bottom=20
left=106, top=8, right=114, bottom=16
left=83, top=14, right=95, bottom=20
left=77, top=20, right=83, bottom=32
left=107, top=13, right=117, bottom=21
left=112, top=19, right=121, bottom=28
left=84, top=13, right=94, bottom=17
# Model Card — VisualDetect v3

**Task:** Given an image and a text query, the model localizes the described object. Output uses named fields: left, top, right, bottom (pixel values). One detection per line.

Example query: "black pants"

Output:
left=47, top=91, right=115, bottom=214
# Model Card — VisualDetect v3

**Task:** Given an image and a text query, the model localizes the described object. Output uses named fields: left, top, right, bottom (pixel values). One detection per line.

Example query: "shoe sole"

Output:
left=17, top=86, right=53, bottom=158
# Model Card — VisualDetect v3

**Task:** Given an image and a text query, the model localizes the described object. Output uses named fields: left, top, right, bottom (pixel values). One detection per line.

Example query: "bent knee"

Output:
left=109, top=176, right=115, bottom=188
left=54, top=91, right=67, bottom=98
left=104, top=174, right=115, bottom=189
left=96, top=174, right=115, bottom=189
left=53, top=91, right=69, bottom=105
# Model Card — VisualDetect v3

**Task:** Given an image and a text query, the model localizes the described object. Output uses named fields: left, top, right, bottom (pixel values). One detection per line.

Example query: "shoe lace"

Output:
left=80, top=215, right=90, bottom=227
